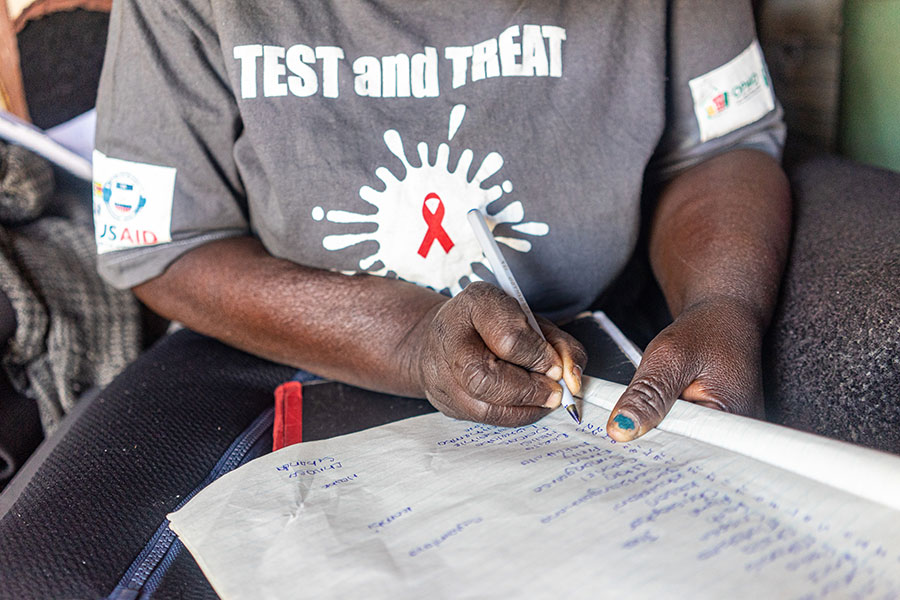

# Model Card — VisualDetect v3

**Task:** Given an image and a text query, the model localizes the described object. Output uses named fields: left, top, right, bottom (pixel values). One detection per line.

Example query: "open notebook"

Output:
left=167, top=313, right=900, bottom=599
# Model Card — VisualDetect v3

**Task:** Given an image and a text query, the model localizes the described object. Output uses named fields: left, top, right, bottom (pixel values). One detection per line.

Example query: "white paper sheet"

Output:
left=46, top=109, right=96, bottom=163
left=0, top=110, right=92, bottom=180
left=169, top=378, right=900, bottom=599
left=585, top=379, right=900, bottom=511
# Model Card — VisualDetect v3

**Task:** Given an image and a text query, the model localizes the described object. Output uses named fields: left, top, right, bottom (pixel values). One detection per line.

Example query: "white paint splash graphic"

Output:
left=314, top=104, right=549, bottom=294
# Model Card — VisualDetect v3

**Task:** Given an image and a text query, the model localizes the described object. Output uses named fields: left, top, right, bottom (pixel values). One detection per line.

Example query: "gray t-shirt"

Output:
left=93, top=0, right=784, bottom=320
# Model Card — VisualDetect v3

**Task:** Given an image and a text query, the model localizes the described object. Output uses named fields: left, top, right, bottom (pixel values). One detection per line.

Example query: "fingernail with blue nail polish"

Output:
left=612, top=413, right=636, bottom=431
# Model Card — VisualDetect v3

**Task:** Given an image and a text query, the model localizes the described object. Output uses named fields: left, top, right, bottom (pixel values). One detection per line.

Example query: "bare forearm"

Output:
left=650, top=149, right=791, bottom=327
left=134, top=237, right=445, bottom=397
left=605, top=149, right=791, bottom=440
left=135, top=235, right=587, bottom=427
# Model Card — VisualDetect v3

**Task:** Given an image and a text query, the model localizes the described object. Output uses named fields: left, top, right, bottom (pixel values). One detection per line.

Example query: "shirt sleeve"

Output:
left=93, top=0, right=247, bottom=289
left=647, top=0, right=786, bottom=183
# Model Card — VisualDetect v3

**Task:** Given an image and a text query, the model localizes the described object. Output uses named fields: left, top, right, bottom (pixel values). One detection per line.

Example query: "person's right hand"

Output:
left=414, top=282, right=586, bottom=427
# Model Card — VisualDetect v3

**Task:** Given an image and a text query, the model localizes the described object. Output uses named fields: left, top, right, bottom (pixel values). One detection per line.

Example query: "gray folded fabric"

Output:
left=0, top=142, right=54, bottom=225
left=0, top=141, right=141, bottom=435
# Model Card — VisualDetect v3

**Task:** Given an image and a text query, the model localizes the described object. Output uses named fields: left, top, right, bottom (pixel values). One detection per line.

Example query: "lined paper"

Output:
left=169, top=377, right=900, bottom=599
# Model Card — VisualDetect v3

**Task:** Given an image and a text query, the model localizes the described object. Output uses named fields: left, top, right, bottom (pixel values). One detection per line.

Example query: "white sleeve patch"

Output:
left=688, top=40, right=776, bottom=143
left=92, top=150, right=176, bottom=254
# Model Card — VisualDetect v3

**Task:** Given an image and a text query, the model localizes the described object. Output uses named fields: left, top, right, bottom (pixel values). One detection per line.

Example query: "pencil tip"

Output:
left=566, top=404, right=581, bottom=424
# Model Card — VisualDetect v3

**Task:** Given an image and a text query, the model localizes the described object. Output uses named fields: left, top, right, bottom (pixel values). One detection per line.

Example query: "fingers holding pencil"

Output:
left=537, top=315, right=586, bottom=398
left=415, top=281, right=581, bottom=427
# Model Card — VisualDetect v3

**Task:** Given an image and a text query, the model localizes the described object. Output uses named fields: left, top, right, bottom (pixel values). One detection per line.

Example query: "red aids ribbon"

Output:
left=418, top=193, right=455, bottom=258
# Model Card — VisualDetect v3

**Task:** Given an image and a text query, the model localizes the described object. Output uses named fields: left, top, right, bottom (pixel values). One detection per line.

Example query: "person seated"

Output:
left=92, top=0, right=789, bottom=442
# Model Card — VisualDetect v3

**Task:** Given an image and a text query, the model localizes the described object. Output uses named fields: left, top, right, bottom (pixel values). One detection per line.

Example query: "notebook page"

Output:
left=583, top=378, right=900, bottom=511
left=168, top=378, right=900, bottom=600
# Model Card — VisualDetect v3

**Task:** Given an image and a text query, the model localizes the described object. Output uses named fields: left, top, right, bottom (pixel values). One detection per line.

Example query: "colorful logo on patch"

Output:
left=102, top=173, right=147, bottom=221
left=706, top=92, right=729, bottom=117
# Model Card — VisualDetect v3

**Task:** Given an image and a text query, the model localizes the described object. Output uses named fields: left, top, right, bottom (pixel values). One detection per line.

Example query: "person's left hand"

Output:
left=606, top=297, right=766, bottom=441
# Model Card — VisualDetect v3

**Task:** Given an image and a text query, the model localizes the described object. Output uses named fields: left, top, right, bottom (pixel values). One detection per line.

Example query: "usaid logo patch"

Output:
left=102, top=173, right=146, bottom=221
left=93, top=151, right=176, bottom=254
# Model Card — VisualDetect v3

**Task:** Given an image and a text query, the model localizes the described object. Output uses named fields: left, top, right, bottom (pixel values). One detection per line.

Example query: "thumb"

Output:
left=606, top=345, right=698, bottom=442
